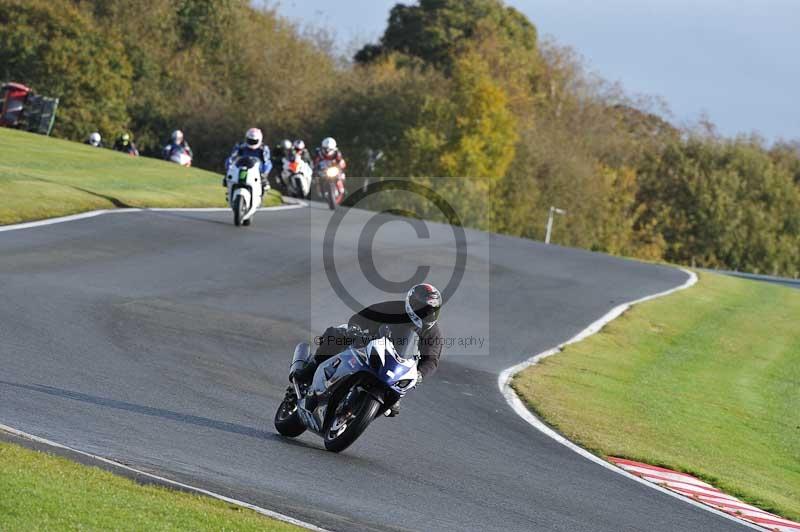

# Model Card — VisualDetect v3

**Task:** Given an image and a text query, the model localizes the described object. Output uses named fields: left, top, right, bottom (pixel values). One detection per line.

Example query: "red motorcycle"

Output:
left=315, top=160, right=346, bottom=210
left=0, top=82, right=59, bottom=135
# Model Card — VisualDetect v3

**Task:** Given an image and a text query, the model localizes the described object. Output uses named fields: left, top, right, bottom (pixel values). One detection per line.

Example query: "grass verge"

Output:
left=0, top=128, right=281, bottom=225
left=0, top=440, right=301, bottom=531
left=513, top=271, right=800, bottom=521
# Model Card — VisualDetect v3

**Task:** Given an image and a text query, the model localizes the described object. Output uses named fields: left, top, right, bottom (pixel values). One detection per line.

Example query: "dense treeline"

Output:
left=1, top=0, right=798, bottom=276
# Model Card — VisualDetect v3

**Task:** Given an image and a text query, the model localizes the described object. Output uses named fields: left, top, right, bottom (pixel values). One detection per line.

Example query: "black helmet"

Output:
left=405, top=283, right=442, bottom=331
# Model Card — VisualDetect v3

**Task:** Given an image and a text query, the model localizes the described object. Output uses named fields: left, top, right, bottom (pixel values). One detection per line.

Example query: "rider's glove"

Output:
left=345, top=325, right=370, bottom=348
left=345, top=324, right=364, bottom=337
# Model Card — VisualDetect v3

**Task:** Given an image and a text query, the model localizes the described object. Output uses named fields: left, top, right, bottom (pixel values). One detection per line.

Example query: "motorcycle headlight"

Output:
left=325, top=166, right=339, bottom=178
left=396, top=379, right=413, bottom=389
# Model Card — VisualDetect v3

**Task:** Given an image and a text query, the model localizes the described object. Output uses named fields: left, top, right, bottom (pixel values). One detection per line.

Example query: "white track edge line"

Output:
left=0, top=209, right=140, bottom=232
left=0, top=423, right=328, bottom=531
left=0, top=200, right=307, bottom=233
left=498, top=268, right=766, bottom=531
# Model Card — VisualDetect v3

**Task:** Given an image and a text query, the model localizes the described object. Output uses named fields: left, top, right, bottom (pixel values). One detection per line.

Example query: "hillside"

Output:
left=0, top=128, right=280, bottom=225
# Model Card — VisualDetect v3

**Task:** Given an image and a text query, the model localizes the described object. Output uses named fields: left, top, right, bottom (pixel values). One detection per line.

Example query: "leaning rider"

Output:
left=293, top=283, right=444, bottom=417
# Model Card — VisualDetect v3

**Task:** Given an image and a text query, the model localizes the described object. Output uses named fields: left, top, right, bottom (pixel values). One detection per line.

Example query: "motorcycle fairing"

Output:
left=299, top=337, right=417, bottom=434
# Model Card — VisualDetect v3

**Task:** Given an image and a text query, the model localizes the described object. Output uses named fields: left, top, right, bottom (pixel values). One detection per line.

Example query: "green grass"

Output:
left=513, top=271, right=800, bottom=521
left=0, top=128, right=281, bottom=224
left=0, top=441, right=301, bottom=531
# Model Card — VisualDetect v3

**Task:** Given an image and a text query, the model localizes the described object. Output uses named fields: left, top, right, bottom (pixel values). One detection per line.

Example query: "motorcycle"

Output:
left=225, top=156, right=264, bottom=227
left=167, top=146, right=192, bottom=167
left=281, top=154, right=312, bottom=199
left=315, top=161, right=345, bottom=210
left=274, top=326, right=420, bottom=452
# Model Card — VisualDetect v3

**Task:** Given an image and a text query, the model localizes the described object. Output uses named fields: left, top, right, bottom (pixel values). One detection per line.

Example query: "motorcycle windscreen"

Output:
left=393, top=328, right=419, bottom=360
left=235, top=157, right=258, bottom=169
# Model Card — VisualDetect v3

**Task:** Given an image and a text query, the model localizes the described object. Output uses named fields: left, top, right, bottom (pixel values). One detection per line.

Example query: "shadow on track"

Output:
left=147, top=211, right=231, bottom=226
left=0, top=380, right=317, bottom=448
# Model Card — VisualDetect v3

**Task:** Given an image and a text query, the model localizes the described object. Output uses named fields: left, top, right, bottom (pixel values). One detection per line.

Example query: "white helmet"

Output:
left=88, top=132, right=101, bottom=147
left=293, top=139, right=306, bottom=151
left=245, top=128, right=263, bottom=149
left=171, top=130, right=184, bottom=144
left=321, top=137, right=337, bottom=155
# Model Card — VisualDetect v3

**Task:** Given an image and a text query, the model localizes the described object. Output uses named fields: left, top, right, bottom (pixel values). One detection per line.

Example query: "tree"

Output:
left=0, top=0, right=133, bottom=140
left=636, top=137, right=800, bottom=275
left=356, top=0, right=537, bottom=71
left=413, top=51, right=518, bottom=180
left=89, top=0, right=338, bottom=168
left=355, top=0, right=544, bottom=118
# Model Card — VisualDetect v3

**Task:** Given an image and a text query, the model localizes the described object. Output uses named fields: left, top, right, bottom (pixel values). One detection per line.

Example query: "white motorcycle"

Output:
left=225, top=156, right=264, bottom=227
left=166, top=146, right=192, bottom=167
left=280, top=154, right=312, bottom=199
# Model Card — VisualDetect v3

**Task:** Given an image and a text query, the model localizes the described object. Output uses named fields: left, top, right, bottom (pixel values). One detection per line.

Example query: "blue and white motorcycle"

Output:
left=274, top=327, right=419, bottom=452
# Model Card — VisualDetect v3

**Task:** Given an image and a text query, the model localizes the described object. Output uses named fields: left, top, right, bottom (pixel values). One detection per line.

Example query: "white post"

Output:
left=545, top=206, right=566, bottom=244
left=545, top=207, right=555, bottom=244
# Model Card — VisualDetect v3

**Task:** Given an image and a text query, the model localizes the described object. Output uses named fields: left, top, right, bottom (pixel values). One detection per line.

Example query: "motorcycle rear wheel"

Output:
left=274, top=397, right=306, bottom=437
left=323, top=391, right=381, bottom=452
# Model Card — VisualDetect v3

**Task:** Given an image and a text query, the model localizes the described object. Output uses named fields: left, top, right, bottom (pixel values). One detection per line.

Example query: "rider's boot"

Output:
left=385, top=399, right=401, bottom=417
left=283, top=384, right=297, bottom=402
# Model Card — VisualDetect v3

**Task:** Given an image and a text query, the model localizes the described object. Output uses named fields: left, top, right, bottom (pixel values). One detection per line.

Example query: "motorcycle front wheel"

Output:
left=323, top=390, right=381, bottom=452
left=274, top=396, right=306, bottom=437
left=233, top=195, right=247, bottom=227
left=326, top=181, right=337, bottom=210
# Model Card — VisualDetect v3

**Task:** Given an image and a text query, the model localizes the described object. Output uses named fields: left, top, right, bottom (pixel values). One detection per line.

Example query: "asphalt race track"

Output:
left=0, top=204, right=746, bottom=531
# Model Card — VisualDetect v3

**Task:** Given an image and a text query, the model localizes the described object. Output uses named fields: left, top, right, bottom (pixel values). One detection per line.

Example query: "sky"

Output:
left=271, top=0, right=800, bottom=142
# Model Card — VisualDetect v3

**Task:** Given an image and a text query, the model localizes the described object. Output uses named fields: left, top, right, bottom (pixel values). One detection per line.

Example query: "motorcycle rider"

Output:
left=269, top=139, right=292, bottom=188
left=85, top=132, right=102, bottom=147
left=279, top=139, right=313, bottom=195
left=113, top=133, right=139, bottom=156
left=278, top=139, right=293, bottom=159
left=292, top=139, right=313, bottom=166
left=224, top=128, right=272, bottom=194
left=313, top=137, right=347, bottom=198
left=293, top=283, right=443, bottom=416
left=313, top=137, right=346, bottom=174
left=272, top=139, right=292, bottom=170
left=162, top=129, right=193, bottom=161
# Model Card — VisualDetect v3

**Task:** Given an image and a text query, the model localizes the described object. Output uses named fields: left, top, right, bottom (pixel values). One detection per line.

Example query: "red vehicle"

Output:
left=0, top=82, right=59, bottom=135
